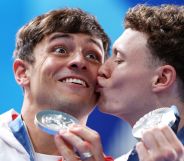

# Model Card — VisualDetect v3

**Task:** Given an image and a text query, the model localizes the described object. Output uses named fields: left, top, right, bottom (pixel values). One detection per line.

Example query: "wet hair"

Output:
left=14, top=8, right=110, bottom=63
left=125, top=4, right=184, bottom=98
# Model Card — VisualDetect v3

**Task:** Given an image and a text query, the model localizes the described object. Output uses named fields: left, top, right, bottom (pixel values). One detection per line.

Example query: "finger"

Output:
left=161, top=125, right=178, bottom=142
left=58, top=130, right=90, bottom=154
left=149, top=127, right=170, bottom=148
left=69, top=125, right=103, bottom=148
left=68, top=124, right=105, bottom=160
left=54, top=134, right=80, bottom=161
left=161, top=126, right=184, bottom=158
left=152, top=127, right=177, bottom=160
left=142, top=127, right=179, bottom=161
left=58, top=131, right=95, bottom=160
left=141, top=129, right=159, bottom=150
left=162, top=125, right=183, bottom=146
left=136, top=142, right=150, bottom=161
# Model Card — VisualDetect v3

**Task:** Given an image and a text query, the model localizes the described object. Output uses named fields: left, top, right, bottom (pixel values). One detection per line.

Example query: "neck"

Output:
left=21, top=108, right=58, bottom=155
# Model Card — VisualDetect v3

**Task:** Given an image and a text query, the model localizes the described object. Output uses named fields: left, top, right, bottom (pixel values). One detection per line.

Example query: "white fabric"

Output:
left=115, top=150, right=132, bottom=161
left=0, top=109, right=30, bottom=161
left=35, top=152, right=63, bottom=161
left=0, top=109, right=64, bottom=161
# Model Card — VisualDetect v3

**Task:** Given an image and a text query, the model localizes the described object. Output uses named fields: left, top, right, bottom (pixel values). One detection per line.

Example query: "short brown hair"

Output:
left=125, top=4, right=184, bottom=97
left=14, top=8, right=110, bottom=63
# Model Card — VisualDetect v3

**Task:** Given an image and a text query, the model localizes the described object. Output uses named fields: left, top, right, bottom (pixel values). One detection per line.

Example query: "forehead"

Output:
left=114, top=28, right=148, bottom=49
left=113, top=28, right=151, bottom=59
left=31, top=32, right=106, bottom=64
left=46, top=32, right=103, bottom=48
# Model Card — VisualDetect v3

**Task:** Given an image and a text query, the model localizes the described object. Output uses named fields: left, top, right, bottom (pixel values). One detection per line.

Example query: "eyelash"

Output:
left=114, top=59, right=124, bottom=64
left=53, top=46, right=68, bottom=56
left=51, top=46, right=102, bottom=63
left=85, top=52, right=101, bottom=63
left=113, top=49, right=123, bottom=64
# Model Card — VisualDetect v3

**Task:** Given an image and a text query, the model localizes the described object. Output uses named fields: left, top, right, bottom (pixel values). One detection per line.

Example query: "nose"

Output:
left=68, top=54, right=87, bottom=71
left=98, top=58, right=112, bottom=79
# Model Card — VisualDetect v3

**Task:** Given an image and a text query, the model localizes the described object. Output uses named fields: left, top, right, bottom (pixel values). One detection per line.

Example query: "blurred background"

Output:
left=0, top=0, right=183, bottom=158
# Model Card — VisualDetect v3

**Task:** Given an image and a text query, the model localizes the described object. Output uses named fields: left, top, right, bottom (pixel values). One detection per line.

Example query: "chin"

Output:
left=99, top=101, right=120, bottom=115
left=97, top=100, right=109, bottom=112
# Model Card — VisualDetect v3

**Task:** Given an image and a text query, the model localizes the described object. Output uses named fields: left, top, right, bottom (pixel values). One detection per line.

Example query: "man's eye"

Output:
left=86, top=53, right=101, bottom=63
left=54, top=47, right=67, bottom=55
left=114, top=59, right=123, bottom=64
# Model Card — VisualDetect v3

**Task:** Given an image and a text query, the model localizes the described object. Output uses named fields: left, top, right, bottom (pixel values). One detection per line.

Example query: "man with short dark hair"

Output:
left=0, top=8, right=112, bottom=161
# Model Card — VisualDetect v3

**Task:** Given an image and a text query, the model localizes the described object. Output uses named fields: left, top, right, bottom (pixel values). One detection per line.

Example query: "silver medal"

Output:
left=34, top=110, right=79, bottom=135
left=132, top=105, right=180, bottom=140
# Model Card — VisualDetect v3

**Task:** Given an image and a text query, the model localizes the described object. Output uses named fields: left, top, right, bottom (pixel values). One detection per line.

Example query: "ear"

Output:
left=13, top=59, right=30, bottom=87
left=152, top=65, right=176, bottom=92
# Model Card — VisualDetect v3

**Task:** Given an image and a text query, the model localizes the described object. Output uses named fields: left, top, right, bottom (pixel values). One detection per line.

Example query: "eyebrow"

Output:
left=113, top=47, right=126, bottom=57
left=87, top=38, right=103, bottom=52
left=48, top=33, right=103, bottom=51
left=48, top=33, right=73, bottom=42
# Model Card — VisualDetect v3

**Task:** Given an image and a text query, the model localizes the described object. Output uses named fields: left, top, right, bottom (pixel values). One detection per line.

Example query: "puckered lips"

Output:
left=58, top=76, right=89, bottom=88
left=95, top=81, right=103, bottom=93
left=96, top=76, right=104, bottom=92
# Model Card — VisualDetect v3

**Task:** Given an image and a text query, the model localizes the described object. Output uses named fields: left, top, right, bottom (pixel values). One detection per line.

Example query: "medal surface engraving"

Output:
left=35, top=110, right=79, bottom=135
left=132, top=105, right=180, bottom=140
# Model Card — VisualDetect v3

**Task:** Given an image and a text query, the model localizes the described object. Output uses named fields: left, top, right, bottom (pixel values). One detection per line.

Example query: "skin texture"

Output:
left=54, top=28, right=184, bottom=161
left=136, top=126, right=184, bottom=161
left=21, top=33, right=103, bottom=117
left=98, top=28, right=184, bottom=161
left=14, top=32, right=105, bottom=156
left=98, top=28, right=159, bottom=125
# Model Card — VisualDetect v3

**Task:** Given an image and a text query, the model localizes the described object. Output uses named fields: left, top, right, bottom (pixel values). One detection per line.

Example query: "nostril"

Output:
left=82, top=66, right=87, bottom=70
left=69, top=63, right=87, bottom=70
left=70, top=64, right=78, bottom=68
left=98, top=71, right=109, bottom=79
left=102, top=73, right=108, bottom=78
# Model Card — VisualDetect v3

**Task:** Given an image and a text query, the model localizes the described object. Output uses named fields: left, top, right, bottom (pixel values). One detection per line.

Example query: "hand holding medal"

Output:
left=132, top=105, right=180, bottom=140
left=133, top=105, right=184, bottom=161
left=34, top=110, right=97, bottom=161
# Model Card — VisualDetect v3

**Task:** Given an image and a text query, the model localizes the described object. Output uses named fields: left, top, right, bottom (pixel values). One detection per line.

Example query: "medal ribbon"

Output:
left=9, top=115, right=35, bottom=161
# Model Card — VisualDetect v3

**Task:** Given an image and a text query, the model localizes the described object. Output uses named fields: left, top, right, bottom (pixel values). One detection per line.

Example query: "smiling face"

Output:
left=19, top=32, right=104, bottom=118
left=97, top=28, right=160, bottom=125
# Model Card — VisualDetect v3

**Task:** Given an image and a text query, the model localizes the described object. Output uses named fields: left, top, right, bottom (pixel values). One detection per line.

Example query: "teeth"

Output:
left=62, top=78, right=86, bottom=87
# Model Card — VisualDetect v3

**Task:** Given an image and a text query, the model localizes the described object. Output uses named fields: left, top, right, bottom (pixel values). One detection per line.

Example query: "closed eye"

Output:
left=113, top=48, right=124, bottom=64
left=114, top=59, right=124, bottom=64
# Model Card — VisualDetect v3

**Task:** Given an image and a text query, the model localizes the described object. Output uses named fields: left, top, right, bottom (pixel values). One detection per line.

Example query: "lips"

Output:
left=96, top=76, right=105, bottom=92
left=59, top=77, right=88, bottom=87
left=95, top=84, right=102, bottom=93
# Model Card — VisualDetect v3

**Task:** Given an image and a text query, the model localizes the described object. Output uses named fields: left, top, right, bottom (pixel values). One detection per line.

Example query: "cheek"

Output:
left=41, top=58, right=65, bottom=77
left=110, top=71, right=125, bottom=88
left=89, top=65, right=101, bottom=82
left=42, top=58, right=57, bottom=71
